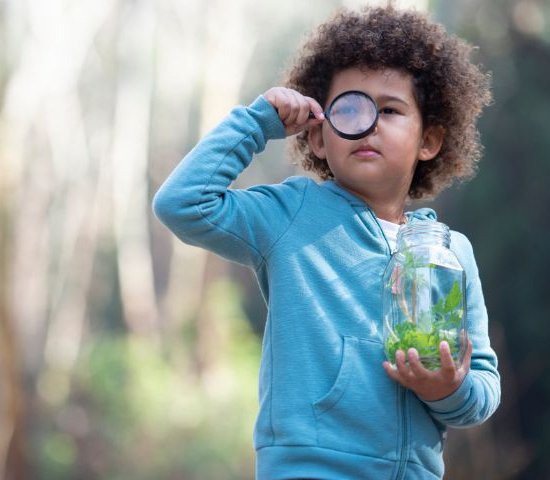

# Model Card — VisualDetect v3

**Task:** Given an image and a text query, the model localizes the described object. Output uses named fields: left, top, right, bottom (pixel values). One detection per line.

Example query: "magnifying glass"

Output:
left=309, top=90, right=379, bottom=140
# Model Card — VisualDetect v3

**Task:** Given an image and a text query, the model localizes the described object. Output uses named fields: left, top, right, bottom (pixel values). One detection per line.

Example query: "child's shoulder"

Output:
left=406, top=208, right=477, bottom=264
left=449, top=228, right=480, bottom=276
left=449, top=229, right=474, bottom=254
left=246, top=175, right=315, bottom=200
left=407, top=208, right=474, bottom=252
left=244, top=175, right=345, bottom=215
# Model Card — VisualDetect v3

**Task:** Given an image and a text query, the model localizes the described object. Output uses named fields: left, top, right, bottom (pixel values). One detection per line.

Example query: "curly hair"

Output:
left=285, top=6, right=492, bottom=199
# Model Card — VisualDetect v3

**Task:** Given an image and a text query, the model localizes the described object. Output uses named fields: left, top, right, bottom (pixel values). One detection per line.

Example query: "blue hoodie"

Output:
left=153, top=96, right=500, bottom=480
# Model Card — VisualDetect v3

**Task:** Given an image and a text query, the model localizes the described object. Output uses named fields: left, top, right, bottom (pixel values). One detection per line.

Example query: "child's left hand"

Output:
left=382, top=339, right=473, bottom=402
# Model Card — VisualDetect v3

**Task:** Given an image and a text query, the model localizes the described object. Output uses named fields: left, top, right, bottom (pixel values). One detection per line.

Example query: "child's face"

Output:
left=308, top=67, right=443, bottom=203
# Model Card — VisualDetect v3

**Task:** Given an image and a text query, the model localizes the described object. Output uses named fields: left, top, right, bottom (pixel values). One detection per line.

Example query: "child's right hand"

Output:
left=263, top=87, right=325, bottom=137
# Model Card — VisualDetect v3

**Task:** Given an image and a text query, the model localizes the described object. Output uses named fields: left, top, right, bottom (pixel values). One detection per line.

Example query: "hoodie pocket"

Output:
left=312, top=335, right=399, bottom=458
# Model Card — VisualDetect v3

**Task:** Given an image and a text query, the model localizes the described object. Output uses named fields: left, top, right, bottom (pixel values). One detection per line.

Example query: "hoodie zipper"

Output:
left=395, top=387, right=409, bottom=479
left=366, top=207, right=410, bottom=479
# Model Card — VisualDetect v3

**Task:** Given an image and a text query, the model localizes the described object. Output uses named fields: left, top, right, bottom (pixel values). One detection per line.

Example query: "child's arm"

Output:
left=152, top=88, right=323, bottom=267
left=383, top=233, right=500, bottom=427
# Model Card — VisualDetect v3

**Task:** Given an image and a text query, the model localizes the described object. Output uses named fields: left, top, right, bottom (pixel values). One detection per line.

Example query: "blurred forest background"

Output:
left=0, top=0, right=549, bottom=478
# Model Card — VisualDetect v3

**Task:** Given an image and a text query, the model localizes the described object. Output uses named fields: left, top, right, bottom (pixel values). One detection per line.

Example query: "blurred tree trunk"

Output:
left=153, top=0, right=258, bottom=379
left=0, top=1, right=114, bottom=477
left=0, top=195, right=27, bottom=480
left=195, top=0, right=256, bottom=379
left=111, top=2, right=160, bottom=338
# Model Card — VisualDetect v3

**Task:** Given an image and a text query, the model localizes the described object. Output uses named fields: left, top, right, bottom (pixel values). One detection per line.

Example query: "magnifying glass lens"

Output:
left=326, top=91, right=378, bottom=140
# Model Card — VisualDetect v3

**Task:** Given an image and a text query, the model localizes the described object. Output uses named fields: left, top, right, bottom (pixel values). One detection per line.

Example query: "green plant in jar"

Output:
left=383, top=221, right=467, bottom=371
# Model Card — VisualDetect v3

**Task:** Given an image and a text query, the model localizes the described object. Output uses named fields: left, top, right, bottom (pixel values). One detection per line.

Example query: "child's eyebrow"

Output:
left=376, top=94, right=410, bottom=106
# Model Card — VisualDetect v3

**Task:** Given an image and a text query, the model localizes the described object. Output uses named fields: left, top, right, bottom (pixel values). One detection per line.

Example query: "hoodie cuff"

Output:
left=422, top=372, right=473, bottom=413
left=247, top=95, right=287, bottom=141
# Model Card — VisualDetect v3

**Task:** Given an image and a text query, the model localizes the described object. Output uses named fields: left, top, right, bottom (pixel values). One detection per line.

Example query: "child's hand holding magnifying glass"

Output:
left=265, top=87, right=379, bottom=139
left=264, top=87, right=325, bottom=137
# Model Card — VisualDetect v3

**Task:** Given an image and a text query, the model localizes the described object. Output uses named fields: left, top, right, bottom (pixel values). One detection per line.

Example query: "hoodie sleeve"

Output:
left=421, top=231, right=501, bottom=427
left=152, top=95, right=308, bottom=268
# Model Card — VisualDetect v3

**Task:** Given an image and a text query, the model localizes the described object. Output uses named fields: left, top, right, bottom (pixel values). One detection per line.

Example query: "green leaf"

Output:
left=445, top=281, right=462, bottom=312
left=385, top=321, right=461, bottom=371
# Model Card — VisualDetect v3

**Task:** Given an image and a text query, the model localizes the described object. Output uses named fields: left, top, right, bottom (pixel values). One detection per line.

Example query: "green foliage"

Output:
left=33, top=281, right=260, bottom=480
left=432, top=281, right=463, bottom=329
left=385, top=281, right=463, bottom=370
left=385, top=321, right=460, bottom=371
left=37, top=433, right=77, bottom=480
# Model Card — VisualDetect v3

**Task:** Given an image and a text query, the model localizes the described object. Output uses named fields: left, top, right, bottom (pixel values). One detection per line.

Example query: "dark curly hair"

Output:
left=285, top=6, right=492, bottom=199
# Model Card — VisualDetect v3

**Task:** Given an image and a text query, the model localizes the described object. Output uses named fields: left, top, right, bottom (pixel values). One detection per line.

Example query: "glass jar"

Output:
left=383, top=220, right=467, bottom=370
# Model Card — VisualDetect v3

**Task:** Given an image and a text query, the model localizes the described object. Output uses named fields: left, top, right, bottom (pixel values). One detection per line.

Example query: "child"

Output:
left=153, top=6, right=500, bottom=480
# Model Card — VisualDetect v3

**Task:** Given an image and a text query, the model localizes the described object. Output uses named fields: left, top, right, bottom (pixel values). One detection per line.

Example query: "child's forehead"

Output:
left=326, top=66, right=415, bottom=101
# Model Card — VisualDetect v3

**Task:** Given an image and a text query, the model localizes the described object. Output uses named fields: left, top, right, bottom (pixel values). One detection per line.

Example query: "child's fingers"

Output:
left=394, top=349, right=411, bottom=378
left=439, top=341, right=456, bottom=379
left=383, top=359, right=408, bottom=389
left=264, top=87, right=292, bottom=122
left=263, top=87, right=323, bottom=133
left=293, top=96, right=314, bottom=126
left=407, top=348, right=429, bottom=379
left=285, top=89, right=307, bottom=126
left=277, top=89, right=296, bottom=124
left=460, top=338, right=473, bottom=373
left=304, top=96, right=325, bottom=122
left=264, top=87, right=300, bottom=124
left=286, top=90, right=323, bottom=128
left=382, top=361, right=399, bottom=381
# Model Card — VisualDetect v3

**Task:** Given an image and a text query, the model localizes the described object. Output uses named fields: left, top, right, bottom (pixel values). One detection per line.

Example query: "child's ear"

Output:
left=418, top=125, right=445, bottom=161
left=307, top=124, right=327, bottom=159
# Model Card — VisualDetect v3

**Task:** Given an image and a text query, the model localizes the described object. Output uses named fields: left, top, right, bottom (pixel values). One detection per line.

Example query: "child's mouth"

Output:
left=352, top=146, right=380, bottom=158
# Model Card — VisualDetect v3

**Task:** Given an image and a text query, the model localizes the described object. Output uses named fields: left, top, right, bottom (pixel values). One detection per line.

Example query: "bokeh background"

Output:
left=1, top=0, right=549, bottom=478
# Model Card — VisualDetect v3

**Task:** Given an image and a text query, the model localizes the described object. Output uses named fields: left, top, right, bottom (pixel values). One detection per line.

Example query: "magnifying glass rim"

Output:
left=325, top=90, right=379, bottom=140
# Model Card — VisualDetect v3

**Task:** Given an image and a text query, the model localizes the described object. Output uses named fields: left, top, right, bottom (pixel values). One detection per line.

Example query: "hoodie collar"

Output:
left=405, top=208, right=438, bottom=222
left=321, top=180, right=438, bottom=221
left=321, top=179, right=366, bottom=206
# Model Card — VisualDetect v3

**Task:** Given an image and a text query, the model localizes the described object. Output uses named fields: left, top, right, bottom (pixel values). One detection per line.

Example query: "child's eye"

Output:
left=333, top=107, right=358, bottom=116
left=380, top=107, right=397, bottom=115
